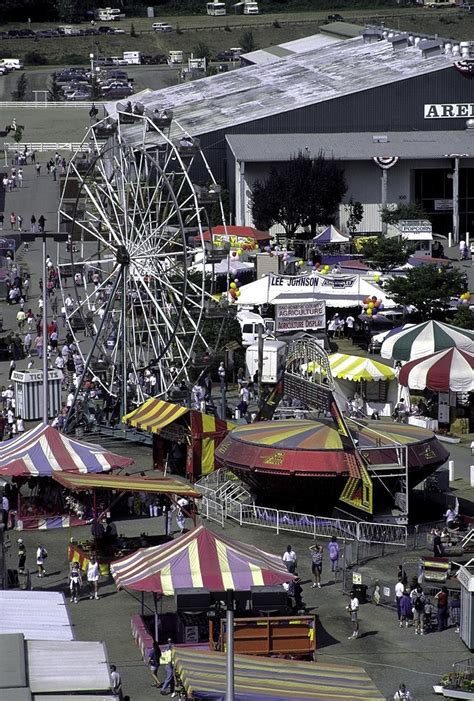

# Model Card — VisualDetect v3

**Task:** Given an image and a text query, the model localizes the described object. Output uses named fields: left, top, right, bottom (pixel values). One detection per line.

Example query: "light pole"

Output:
left=225, top=589, right=234, bottom=701
left=22, top=231, right=68, bottom=423
left=445, top=153, right=469, bottom=245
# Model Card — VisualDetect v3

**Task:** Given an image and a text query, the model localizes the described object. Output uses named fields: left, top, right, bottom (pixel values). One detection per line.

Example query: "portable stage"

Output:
left=123, top=398, right=235, bottom=480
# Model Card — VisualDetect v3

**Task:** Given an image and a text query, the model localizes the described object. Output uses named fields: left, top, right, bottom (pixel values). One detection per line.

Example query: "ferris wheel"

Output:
left=57, top=105, right=226, bottom=415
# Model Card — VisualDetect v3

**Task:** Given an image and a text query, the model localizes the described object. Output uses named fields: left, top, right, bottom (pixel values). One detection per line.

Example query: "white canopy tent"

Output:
left=0, top=591, right=74, bottom=642
left=237, top=272, right=396, bottom=308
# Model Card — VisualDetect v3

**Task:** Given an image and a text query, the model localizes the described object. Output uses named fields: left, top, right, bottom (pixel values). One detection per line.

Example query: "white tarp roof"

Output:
left=0, top=591, right=74, bottom=641
left=27, top=640, right=111, bottom=694
left=237, top=273, right=395, bottom=309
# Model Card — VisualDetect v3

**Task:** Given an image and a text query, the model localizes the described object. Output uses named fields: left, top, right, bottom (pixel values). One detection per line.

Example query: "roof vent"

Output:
left=418, top=39, right=442, bottom=58
left=373, top=135, right=389, bottom=143
left=388, top=33, right=409, bottom=50
left=453, top=44, right=460, bottom=56
left=362, top=28, right=384, bottom=44
left=444, top=42, right=452, bottom=54
left=466, top=119, right=474, bottom=130
left=460, top=41, right=471, bottom=58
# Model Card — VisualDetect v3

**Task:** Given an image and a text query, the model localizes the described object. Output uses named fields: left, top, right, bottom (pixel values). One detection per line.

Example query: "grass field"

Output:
left=1, top=7, right=473, bottom=69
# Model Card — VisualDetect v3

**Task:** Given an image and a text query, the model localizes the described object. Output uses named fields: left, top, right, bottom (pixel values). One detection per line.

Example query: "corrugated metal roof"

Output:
left=226, top=131, right=474, bottom=162
left=0, top=633, right=27, bottom=689
left=106, top=38, right=453, bottom=145
left=27, top=640, right=111, bottom=694
left=0, top=591, right=74, bottom=642
left=1, top=690, right=31, bottom=701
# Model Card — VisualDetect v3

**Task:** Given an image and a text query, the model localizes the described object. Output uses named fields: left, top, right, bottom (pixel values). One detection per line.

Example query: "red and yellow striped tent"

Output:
left=123, top=399, right=235, bottom=480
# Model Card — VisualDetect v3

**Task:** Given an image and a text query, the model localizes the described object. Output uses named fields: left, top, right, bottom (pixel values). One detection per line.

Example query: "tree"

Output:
left=48, top=75, right=64, bottom=101
left=240, top=30, right=255, bottom=53
left=194, top=42, right=212, bottom=64
left=345, top=198, right=364, bottom=236
left=250, top=151, right=346, bottom=242
left=11, top=73, right=28, bottom=101
left=54, top=0, right=80, bottom=22
left=13, top=125, right=24, bottom=143
left=130, top=22, right=137, bottom=37
left=385, top=265, right=468, bottom=321
left=359, top=235, right=412, bottom=272
left=381, top=202, right=429, bottom=226
left=451, top=304, right=474, bottom=330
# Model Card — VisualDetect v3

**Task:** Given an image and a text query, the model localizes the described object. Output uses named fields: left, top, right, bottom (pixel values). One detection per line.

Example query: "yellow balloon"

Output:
left=466, top=292, right=471, bottom=299
left=237, top=249, right=242, bottom=256
left=374, top=275, right=380, bottom=282
left=368, top=302, right=374, bottom=308
left=367, top=308, right=373, bottom=316
left=230, top=282, right=236, bottom=289
left=235, top=290, right=241, bottom=297
left=299, top=259, right=304, bottom=266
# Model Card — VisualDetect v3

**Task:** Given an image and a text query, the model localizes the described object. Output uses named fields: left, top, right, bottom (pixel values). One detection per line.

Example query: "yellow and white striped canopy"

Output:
left=328, top=353, right=396, bottom=382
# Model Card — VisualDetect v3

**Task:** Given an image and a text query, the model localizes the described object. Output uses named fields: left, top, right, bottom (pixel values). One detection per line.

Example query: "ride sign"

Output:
left=276, top=301, right=326, bottom=332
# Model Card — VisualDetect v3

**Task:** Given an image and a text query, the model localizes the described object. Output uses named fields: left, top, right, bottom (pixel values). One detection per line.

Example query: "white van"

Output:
left=152, top=22, right=173, bottom=32
left=237, top=310, right=275, bottom=347
left=0, top=59, right=24, bottom=71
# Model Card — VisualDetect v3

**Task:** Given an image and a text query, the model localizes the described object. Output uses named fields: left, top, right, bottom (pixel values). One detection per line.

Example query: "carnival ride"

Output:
left=57, top=106, right=228, bottom=419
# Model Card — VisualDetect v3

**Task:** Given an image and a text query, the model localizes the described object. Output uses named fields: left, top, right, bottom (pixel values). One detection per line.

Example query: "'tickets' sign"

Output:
left=424, top=103, right=474, bottom=119
left=275, top=301, right=326, bottom=332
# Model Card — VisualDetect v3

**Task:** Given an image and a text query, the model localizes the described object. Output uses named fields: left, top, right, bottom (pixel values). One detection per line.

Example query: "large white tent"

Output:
left=237, top=272, right=396, bottom=308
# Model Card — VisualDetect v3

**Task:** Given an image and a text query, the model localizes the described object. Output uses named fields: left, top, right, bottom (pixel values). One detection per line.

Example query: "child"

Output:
left=69, top=561, right=82, bottom=603
left=399, top=590, right=412, bottom=628
left=424, top=597, right=434, bottom=631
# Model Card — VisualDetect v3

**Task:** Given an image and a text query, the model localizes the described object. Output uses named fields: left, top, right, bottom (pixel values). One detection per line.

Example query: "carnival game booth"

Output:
left=0, top=424, right=133, bottom=530
left=111, top=525, right=307, bottom=661
left=123, top=398, right=235, bottom=481
left=304, top=353, right=397, bottom=418
left=201, top=225, right=271, bottom=252
left=53, top=472, right=202, bottom=577
left=172, top=648, right=384, bottom=701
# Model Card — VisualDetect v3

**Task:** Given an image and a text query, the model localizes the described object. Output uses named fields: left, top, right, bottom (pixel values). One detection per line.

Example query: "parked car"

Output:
left=152, top=22, right=173, bottom=32
left=98, top=26, right=115, bottom=34
left=327, top=13, right=344, bottom=21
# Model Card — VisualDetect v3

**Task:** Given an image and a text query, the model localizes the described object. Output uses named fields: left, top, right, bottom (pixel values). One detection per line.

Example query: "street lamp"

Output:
left=21, top=231, right=68, bottom=423
left=89, top=52, right=94, bottom=76
left=444, top=153, right=469, bottom=245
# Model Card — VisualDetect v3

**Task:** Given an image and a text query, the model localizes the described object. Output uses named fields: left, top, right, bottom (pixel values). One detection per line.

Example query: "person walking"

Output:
left=38, top=215, right=46, bottom=233
left=218, top=361, right=226, bottom=392
left=36, top=543, right=47, bottom=577
left=346, top=590, right=360, bottom=639
left=17, top=538, right=26, bottom=573
left=87, top=556, right=100, bottom=600
left=69, top=561, right=82, bottom=603
left=309, top=543, right=323, bottom=588
left=2, top=492, right=9, bottom=528
left=449, top=593, right=461, bottom=633
left=30, top=215, right=37, bottom=234
left=17, top=214, right=23, bottom=231
left=160, top=640, right=176, bottom=697
left=110, top=664, right=123, bottom=699
left=432, top=528, right=444, bottom=558
left=328, top=536, right=340, bottom=573
left=394, top=683, right=413, bottom=700
left=435, top=586, right=449, bottom=632
left=410, top=585, right=426, bottom=635
left=282, top=544, right=297, bottom=573
left=395, top=576, right=405, bottom=622
left=148, top=640, right=162, bottom=688
left=10, top=212, right=16, bottom=230
left=399, top=589, right=412, bottom=628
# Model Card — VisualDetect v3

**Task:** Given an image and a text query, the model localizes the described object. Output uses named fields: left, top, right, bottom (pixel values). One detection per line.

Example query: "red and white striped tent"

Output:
left=398, top=348, right=474, bottom=393
left=0, top=424, right=133, bottom=476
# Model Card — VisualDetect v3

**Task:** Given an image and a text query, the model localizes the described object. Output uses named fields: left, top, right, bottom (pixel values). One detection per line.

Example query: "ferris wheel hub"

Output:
left=116, top=244, right=131, bottom=265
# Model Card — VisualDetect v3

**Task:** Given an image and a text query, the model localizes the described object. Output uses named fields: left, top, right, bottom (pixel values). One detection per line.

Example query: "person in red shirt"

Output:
left=435, top=586, right=448, bottom=631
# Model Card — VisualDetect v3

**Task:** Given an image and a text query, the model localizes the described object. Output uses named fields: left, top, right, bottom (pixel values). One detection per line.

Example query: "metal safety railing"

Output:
left=0, top=101, right=107, bottom=109
left=3, top=142, right=87, bottom=153
left=201, top=496, right=225, bottom=528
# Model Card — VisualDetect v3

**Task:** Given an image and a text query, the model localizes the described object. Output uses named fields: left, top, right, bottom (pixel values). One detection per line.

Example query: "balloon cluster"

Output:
left=362, top=296, right=384, bottom=316
left=230, top=243, right=259, bottom=258
left=459, top=292, right=471, bottom=305
left=228, top=277, right=241, bottom=302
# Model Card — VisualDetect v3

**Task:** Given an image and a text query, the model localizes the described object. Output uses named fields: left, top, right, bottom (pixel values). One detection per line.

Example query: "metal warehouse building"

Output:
left=109, top=30, right=474, bottom=239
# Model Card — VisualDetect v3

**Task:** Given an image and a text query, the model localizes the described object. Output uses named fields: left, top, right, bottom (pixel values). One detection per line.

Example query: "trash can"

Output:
left=352, top=584, right=368, bottom=604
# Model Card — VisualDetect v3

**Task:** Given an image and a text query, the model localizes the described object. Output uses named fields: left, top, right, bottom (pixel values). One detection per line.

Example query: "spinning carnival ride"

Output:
left=57, top=107, right=226, bottom=415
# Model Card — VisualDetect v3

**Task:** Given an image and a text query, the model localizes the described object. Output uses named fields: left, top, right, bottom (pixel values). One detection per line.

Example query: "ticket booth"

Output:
left=457, top=559, right=474, bottom=651
left=12, top=369, right=63, bottom=420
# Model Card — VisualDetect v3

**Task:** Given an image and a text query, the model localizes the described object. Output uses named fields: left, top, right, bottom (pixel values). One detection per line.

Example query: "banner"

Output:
left=276, top=301, right=326, bottom=332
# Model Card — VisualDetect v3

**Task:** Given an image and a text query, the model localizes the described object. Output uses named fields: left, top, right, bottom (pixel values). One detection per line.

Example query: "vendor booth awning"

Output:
left=111, top=524, right=294, bottom=595
left=313, top=225, right=351, bottom=245
left=53, top=471, right=202, bottom=498
left=237, top=272, right=395, bottom=308
left=173, top=648, right=384, bottom=701
left=381, top=320, right=474, bottom=361
left=398, top=347, right=474, bottom=392
left=328, top=353, right=396, bottom=382
left=202, top=225, right=271, bottom=244
left=0, top=424, right=133, bottom=476
left=123, top=399, right=235, bottom=479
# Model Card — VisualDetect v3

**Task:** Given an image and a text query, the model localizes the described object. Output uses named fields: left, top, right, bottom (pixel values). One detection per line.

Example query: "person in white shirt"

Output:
left=16, top=417, right=25, bottom=433
left=394, top=683, right=412, bottom=700
left=282, top=545, right=297, bottom=573
left=176, top=497, right=188, bottom=534
left=345, top=315, right=355, bottom=340
left=87, top=556, right=100, bottom=600
left=2, top=494, right=9, bottom=528
left=66, top=391, right=75, bottom=408
left=110, top=665, right=122, bottom=696
left=347, top=591, right=360, bottom=639
left=395, top=577, right=405, bottom=623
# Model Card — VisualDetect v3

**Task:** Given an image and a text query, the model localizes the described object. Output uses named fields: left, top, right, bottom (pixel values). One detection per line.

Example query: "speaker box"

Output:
left=250, top=585, right=288, bottom=611
left=175, top=587, right=211, bottom=612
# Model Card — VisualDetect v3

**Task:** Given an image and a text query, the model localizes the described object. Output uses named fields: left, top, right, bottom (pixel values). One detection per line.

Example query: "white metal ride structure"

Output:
left=57, top=107, right=226, bottom=416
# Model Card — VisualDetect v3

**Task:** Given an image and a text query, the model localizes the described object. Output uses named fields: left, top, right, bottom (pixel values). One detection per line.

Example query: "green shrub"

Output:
left=24, top=51, right=48, bottom=65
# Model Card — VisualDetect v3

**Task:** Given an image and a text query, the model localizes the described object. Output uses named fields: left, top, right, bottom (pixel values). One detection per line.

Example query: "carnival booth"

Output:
left=201, top=225, right=271, bottom=251
left=123, top=398, right=235, bottom=480
left=0, top=423, right=133, bottom=529
left=172, top=648, right=384, bottom=701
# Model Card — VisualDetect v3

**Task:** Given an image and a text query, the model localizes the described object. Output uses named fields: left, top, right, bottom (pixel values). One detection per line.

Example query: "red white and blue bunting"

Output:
left=373, top=156, right=400, bottom=170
